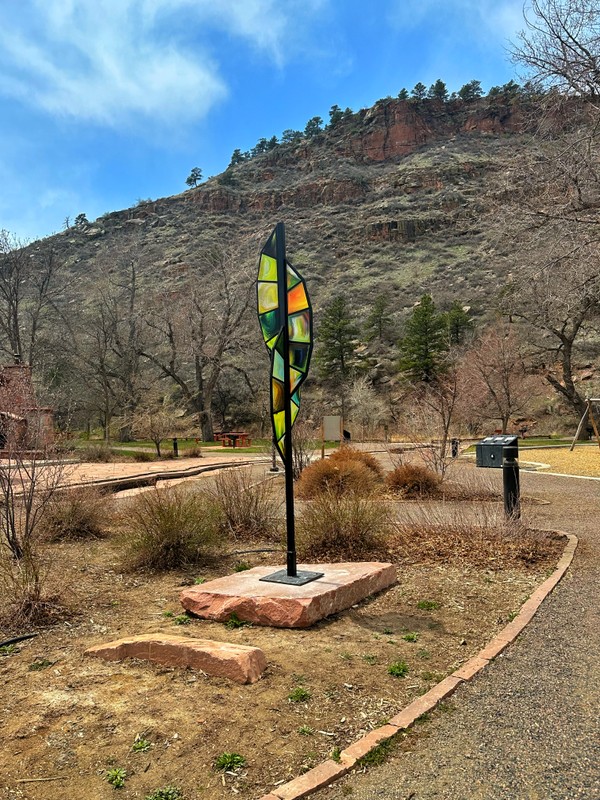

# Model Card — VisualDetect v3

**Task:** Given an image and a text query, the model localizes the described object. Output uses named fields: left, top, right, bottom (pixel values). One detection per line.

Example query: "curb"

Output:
left=257, top=532, right=578, bottom=800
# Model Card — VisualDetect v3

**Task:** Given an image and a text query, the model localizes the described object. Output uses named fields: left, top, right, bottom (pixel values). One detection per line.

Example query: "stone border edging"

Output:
left=257, top=531, right=578, bottom=800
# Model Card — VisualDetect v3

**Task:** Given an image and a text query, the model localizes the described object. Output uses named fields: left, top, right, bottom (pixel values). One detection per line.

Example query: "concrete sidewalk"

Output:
left=323, top=470, right=600, bottom=800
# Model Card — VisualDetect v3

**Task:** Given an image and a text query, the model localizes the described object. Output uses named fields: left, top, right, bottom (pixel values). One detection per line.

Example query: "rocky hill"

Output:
left=42, top=95, right=532, bottom=320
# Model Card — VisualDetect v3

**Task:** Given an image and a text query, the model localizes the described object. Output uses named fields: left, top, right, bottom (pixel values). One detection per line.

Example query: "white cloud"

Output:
left=387, top=0, right=523, bottom=40
left=0, top=0, right=326, bottom=128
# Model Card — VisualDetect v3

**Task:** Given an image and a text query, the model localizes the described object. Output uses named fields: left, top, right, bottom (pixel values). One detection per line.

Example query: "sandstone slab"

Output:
left=85, top=634, right=266, bottom=684
left=180, top=562, right=396, bottom=628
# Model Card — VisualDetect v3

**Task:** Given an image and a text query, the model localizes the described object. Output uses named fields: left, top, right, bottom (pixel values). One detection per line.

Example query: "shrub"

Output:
left=209, top=468, right=281, bottom=541
left=82, top=444, right=114, bottom=463
left=133, top=451, right=156, bottom=463
left=120, top=486, right=223, bottom=570
left=328, top=447, right=384, bottom=479
left=41, top=487, right=112, bottom=541
left=184, top=446, right=202, bottom=458
left=385, top=464, right=441, bottom=498
left=296, top=458, right=380, bottom=499
left=298, top=492, right=393, bottom=561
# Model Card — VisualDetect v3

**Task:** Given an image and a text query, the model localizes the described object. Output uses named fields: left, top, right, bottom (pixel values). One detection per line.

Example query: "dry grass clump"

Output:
left=120, top=486, right=223, bottom=570
left=41, top=487, right=112, bottom=541
left=385, top=464, right=441, bottom=498
left=327, top=447, right=384, bottom=479
left=81, top=444, right=114, bottom=463
left=391, top=505, right=562, bottom=568
left=297, top=458, right=381, bottom=499
left=208, top=468, right=282, bottom=541
left=298, top=493, right=393, bottom=561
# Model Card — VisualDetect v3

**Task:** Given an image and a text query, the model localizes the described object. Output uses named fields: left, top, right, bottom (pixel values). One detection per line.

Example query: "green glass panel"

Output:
left=260, top=310, right=280, bottom=343
left=291, top=402, right=299, bottom=426
left=273, top=348, right=284, bottom=382
left=258, top=282, right=278, bottom=313
left=287, top=264, right=301, bottom=289
left=288, top=311, right=311, bottom=342
left=259, top=254, right=277, bottom=282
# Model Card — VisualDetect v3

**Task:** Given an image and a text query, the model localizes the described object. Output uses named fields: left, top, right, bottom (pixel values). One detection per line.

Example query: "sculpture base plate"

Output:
left=259, top=569, right=324, bottom=586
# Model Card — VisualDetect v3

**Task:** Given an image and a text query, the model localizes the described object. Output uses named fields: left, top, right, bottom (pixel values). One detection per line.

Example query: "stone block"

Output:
left=85, top=634, right=266, bottom=684
left=180, top=562, right=396, bottom=628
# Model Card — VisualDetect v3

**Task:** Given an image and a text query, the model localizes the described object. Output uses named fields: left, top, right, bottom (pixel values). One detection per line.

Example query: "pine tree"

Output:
left=398, top=294, right=448, bottom=383
left=185, top=167, right=202, bottom=188
left=458, top=80, right=483, bottom=101
left=411, top=82, right=427, bottom=101
left=229, top=149, right=245, bottom=166
left=365, top=295, right=394, bottom=342
left=444, top=302, right=473, bottom=345
left=304, top=116, right=323, bottom=138
left=328, top=104, right=344, bottom=126
left=398, top=88, right=409, bottom=100
left=428, top=79, right=448, bottom=101
left=316, top=296, right=362, bottom=414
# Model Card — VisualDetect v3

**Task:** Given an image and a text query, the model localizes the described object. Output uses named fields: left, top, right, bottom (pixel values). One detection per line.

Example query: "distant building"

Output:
left=0, top=365, right=54, bottom=451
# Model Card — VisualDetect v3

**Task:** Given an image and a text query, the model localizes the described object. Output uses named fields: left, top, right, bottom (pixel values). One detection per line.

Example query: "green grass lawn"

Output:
left=464, top=436, right=572, bottom=453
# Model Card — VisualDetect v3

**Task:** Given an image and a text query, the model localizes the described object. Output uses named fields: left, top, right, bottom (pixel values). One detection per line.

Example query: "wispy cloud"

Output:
left=387, top=0, right=523, bottom=40
left=0, top=0, right=326, bottom=129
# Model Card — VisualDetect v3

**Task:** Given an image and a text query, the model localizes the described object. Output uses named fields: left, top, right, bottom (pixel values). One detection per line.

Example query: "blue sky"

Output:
left=0, top=0, right=525, bottom=242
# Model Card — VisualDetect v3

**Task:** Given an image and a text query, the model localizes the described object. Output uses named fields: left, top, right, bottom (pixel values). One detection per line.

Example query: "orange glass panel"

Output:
left=288, top=282, right=308, bottom=314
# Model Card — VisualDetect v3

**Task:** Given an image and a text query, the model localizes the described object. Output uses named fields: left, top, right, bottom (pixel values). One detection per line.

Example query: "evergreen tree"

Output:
left=428, top=79, right=448, bottom=101
left=342, top=107, right=353, bottom=119
left=365, top=295, right=394, bottom=342
left=458, top=80, right=483, bottom=101
left=252, top=138, right=269, bottom=156
left=398, top=294, right=448, bottom=383
left=281, top=129, right=302, bottom=143
left=328, top=104, right=344, bottom=126
left=411, top=82, right=427, bottom=100
left=185, top=167, right=202, bottom=188
left=304, top=116, right=323, bottom=138
left=316, top=296, right=362, bottom=414
left=266, top=135, right=278, bottom=150
left=229, top=148, right=245, bottom=166
left=444, top=302, right=474, bottom=345
left=398, top=88, right=409, bottom=100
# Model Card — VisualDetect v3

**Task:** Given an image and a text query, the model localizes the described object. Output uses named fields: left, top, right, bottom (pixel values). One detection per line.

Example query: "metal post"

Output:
left=269, top=443, right=279, bottom=472
left=276, top=222, right=297, bottom=577
left=172, top=437, right=178, bottom=458
left=502, top=443, right=520, bottom=519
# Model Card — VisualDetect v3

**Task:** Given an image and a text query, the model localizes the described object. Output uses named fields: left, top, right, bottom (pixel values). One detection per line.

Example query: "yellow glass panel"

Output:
left=259, top=254, right=277, bottom=282
left=290, top=367, right=302, bottom=392
left=272, top=379, right=285, bottom=413
left=288, top=283, right=309, bottom=314
left=274, top=410, right=285, bottom=441
left=258, top=282, right=278, bottom=313
left=288, top=311, right=310, bottom=342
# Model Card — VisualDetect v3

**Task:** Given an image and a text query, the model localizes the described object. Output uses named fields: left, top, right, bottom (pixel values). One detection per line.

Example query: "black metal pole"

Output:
left=502, top=444, right=520, bottom=519
left=276, top=222, right=297, bottom=577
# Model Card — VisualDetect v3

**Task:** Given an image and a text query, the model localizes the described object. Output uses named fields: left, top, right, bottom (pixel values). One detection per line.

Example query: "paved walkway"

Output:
left=324, top=471, right=600, bottom=800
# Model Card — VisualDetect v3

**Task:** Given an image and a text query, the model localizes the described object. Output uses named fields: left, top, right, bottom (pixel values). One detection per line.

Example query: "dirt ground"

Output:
left=521, top=446, right=600, bottom=477
left=0, top=460, right=563, bottom=800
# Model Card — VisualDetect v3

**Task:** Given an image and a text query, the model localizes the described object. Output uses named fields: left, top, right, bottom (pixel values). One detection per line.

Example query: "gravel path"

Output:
left=323, top=470, right=600, bottom=800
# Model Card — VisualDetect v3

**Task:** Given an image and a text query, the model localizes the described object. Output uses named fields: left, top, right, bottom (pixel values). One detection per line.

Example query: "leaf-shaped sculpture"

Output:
left=257, top=225, right=313, bottom=461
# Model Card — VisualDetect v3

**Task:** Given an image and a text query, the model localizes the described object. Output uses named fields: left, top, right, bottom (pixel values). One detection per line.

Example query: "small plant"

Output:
left=0, top=644, right=17, bottom=656
left=331, top=746, right=342, bottom=763
left=402, top=632, right=419, bottom=642
left=298, top=493, right=392, bottom=560
left=416, top=649, right=431, bottom=660
left=121, top=486, right=223, bottom=570
left=133, top=451, right=156, bottom=463
left=298, top=725, right=314, bottom=735
left=209, top=467, right=281, bottom=541
left=162, top=610, right=174, bottom=618
left=288, top=686, right=311, bottom=703
left=421, top=671, right=443, bottom=682
left=28, top=659, right=53, bottom=671
left=297, top=457, right=381, bottom=500
left=357, top=736, right=396, bottom=766
left=42, top=486, right=112, bottom=541
left=132, top=736, right=152, bottom=753
left=385, top=464, right=440, bottom=498
left=382, top=627, right=393, bottom=635
left=193, top=577, right=206, bottom=585
left=82, top=444, right=114, bottom=463
left=225, top=612, right=251, bottom=630
left=362, top=654, right=378, bottom=665
left=105, top=767, right=127, bottom=789
left=173, top=614, right=191, bottom=625
left=388, top=660, right=409, bottom=678
left=340, top=651, right=353, bottom=661
left=213, top=752, right=246, bottom=771
left=234, top=561, right=251, bottom=572
left=145, top=788, right=183, bottom=800
left=417, top=600, right=440, bottom=611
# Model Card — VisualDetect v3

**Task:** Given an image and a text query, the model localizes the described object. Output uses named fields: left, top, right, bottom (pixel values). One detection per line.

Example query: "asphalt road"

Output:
left=323, top=470, right=600, bottom=800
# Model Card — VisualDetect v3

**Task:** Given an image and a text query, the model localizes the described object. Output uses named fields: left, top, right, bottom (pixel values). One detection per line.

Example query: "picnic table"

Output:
left=220, top=432, right=251, bottom=448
